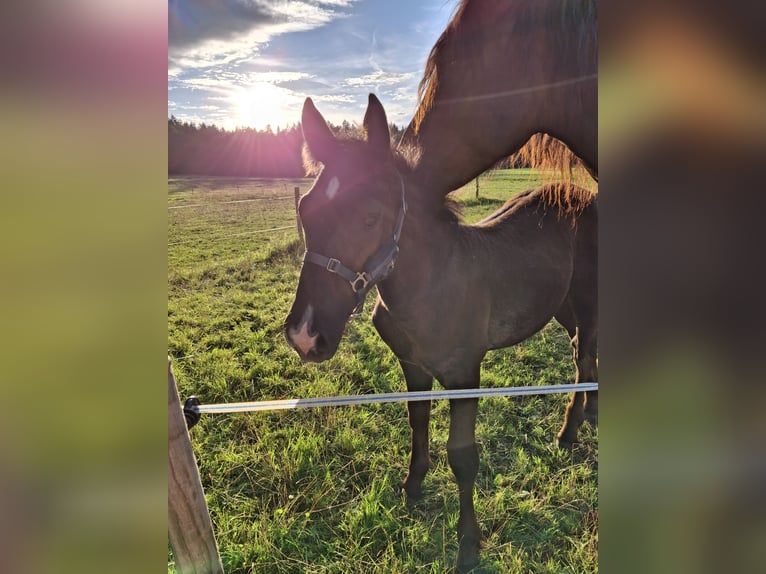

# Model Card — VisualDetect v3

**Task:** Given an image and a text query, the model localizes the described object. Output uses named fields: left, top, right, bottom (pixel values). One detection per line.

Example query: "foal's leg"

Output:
left=372, top=309, right=434, bottom=499
left=554, top=298, right=599, bottom=447
left=447, top=396, right=481, bottom=572
left=557, top=206, right=598, bottom=447
left=557, top=323, right=599, bottom=448
left=400, top=362, right=433, bottom=500
left=584, top=390, right=598, bottom=426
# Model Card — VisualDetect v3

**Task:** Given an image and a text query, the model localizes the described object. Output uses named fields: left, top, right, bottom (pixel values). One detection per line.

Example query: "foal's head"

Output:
left=285, top=94, right=406, bottom=362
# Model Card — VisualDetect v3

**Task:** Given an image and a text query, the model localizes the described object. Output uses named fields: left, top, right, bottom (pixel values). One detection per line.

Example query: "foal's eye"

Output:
left=364, top=213, right=380, bottom=228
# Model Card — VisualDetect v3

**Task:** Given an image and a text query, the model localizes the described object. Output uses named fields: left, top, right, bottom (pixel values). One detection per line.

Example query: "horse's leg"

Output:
left=400, top=362, right=433, bottom=500
left=554, top=306, right=582, bottom=446
left=554, top=296, right=595, bottom=447
left=557, top=199, right=599, bottom=446
left=447, top=396, right=481, bottom=572
left=556, top=321, right=598, bottom=448
left=581, top=331, right=598, bottom=428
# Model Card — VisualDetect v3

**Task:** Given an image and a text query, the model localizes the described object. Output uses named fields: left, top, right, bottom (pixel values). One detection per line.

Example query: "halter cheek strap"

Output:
left=302, top=171, right=407, bottom=316
left=302, top=251, right=375, bottom=295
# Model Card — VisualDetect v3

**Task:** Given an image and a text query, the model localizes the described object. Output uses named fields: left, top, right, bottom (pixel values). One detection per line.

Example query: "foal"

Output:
left=285, top=94, right=597, bottom=572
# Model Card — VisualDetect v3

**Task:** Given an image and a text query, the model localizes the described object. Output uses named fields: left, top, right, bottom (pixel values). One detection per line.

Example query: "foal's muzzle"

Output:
left=285, top=304, right=341, bottom=363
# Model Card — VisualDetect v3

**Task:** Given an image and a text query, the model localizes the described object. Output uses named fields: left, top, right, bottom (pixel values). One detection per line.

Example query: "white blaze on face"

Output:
left=288, top=304, right=318, bottom=356
left=325, top=176, right=340, bottom=200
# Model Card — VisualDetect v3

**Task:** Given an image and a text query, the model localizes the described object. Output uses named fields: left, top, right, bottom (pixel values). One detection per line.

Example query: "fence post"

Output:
left=294, top=186, right=304, bottom=248
left=168, top=357, right=224, bottom=574
left=475, top=175, right=479, bottom=199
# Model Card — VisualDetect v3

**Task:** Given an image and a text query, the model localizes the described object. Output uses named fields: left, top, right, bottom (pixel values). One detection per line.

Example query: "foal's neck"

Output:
left=399, top=176, right=458, bottom=243
left=377, top=177, right=459, bottom=304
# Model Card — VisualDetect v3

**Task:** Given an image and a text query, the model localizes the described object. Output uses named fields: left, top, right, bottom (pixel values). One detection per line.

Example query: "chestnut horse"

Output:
left=401, top=0, right=598, bottom=190
left=285, top=95, right=597, bottom=572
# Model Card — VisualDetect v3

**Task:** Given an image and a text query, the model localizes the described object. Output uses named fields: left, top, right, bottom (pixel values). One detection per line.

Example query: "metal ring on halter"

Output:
left=351, top=272, right=371, bottom=293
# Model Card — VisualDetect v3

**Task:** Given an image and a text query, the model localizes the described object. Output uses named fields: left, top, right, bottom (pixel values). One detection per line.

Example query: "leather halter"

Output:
left=302, top=171, right=407, bottom=316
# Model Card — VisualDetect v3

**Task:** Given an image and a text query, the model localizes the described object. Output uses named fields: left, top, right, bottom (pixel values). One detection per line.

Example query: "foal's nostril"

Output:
left=286, top=304, right=319, bottom=357
left=301, top=333, right=328, bottom=363
left=287, top=323, right=319, bottom=357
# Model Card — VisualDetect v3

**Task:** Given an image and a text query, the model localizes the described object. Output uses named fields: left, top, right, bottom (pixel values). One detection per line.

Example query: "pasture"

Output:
left=168, top=170, right=598, bottom=573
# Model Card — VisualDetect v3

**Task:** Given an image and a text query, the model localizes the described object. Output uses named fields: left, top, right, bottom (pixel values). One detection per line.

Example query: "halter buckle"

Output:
left=351, top=272, right=371, bottom=293
left=326, top=258, right=341, bottom=272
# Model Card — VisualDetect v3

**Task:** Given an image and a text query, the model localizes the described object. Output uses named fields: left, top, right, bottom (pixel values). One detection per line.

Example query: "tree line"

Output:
left=168, top=117, right=404, bottom=177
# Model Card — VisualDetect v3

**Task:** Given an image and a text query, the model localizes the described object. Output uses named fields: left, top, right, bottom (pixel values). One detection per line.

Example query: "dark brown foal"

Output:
left=285, top=95, right=597, bottom=572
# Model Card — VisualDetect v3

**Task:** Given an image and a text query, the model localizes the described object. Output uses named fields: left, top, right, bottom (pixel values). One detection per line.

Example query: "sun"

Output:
left=229, top=83, right=292, bottom=131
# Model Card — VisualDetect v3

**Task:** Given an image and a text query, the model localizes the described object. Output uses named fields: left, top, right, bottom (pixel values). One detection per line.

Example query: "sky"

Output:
left=168, top=0, right=459, bottom=132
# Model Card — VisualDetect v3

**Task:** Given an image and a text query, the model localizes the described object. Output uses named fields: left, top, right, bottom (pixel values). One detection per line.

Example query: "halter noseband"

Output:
left=302, top=171, right=407, bottom=316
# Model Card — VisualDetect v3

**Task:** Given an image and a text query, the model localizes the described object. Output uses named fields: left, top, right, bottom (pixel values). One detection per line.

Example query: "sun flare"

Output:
left=229, top=83, right=292, bottom=131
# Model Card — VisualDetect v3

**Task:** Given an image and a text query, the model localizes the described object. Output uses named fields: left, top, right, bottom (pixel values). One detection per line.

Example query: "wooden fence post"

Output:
left=475, top=175, right=479, bottom=199
left=168, top=357, right=224, bottom=574
left=294, top=186, right=304, bottom=248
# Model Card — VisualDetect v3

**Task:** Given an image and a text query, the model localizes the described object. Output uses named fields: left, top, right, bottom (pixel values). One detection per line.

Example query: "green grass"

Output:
left=168, top=170, right=597, bottom=573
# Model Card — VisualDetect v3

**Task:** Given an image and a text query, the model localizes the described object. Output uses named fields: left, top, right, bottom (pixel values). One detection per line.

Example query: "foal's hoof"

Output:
left=453, top=534, right=482, bottom=573
left=453, top=562, right=481, bottom=574
left=556, top=433, right=577, bottom=451
left=454, top=549, right=481, bottom=573
left=399, top=480, right=424, bottom=503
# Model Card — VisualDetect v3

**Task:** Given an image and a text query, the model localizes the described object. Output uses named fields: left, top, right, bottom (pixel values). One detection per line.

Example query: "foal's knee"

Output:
left=447, top=442, right=479, bottom=484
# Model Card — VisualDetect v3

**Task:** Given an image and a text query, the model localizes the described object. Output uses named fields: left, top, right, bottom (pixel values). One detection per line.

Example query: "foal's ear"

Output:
left=302, top=97, right=336, bottom=163
left=363, top=94, right=390, bottom=152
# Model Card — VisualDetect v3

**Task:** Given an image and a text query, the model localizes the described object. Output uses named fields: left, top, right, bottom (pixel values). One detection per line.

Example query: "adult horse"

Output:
left=402, top=0, right=598, bottom=190
left=284, top=95, right=597, bottom=571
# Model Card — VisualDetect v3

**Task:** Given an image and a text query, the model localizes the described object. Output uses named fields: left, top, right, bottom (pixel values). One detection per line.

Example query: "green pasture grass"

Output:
left=168, top=171, right=597, bottom=573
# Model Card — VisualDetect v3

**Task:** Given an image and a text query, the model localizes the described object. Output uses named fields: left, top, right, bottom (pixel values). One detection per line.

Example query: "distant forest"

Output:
left=168, top=116, right=405, bottom=177
left=167, top=117, right=530, bottom=177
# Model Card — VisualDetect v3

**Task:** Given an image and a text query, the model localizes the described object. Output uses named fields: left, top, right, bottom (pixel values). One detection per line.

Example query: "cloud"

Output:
left=170, top=103, right=221, bottom=111
left=176, top=71, right=312, bottom=95
left=182, top=77, right=233, bottom=90
left=271, top=76, right=331, bottom=93
left=166, top=1, right=454, bottom=130
left=246, top=71, right=313, bottom=84
left=168, top=1, right=356, bottom=68
left=168, top=0, right=277, bottom=50
left=314, top=94, right=356, bottom=103
left=344, top=70, right=415, bottom=88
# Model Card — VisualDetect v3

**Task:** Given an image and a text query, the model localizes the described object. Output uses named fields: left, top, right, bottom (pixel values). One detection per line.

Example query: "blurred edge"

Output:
left=601, top=1, right=766, bottom=573
left=0, top=2, right=167, bottom=574
left=0, top=1, right=764, bottom=573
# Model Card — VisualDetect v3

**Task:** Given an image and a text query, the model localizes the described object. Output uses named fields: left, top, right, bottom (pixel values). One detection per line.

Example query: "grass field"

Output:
left=168, top=169, right=598, bottom=573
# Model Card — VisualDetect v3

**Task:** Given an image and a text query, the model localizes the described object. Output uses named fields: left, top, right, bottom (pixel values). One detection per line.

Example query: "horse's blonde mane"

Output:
left=507, top=133, right=592, bottom=186
left=538, top=181, right=597, bottom=221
